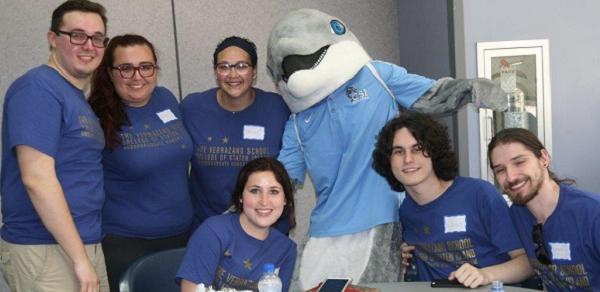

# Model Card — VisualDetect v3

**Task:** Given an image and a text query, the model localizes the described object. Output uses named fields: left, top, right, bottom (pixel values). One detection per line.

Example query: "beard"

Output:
left=504, top=175, right=544, bottom=205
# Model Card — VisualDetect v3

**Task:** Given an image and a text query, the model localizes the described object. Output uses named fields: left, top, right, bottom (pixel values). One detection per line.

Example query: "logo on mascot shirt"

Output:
left=346, top=86, right=369, bottom=103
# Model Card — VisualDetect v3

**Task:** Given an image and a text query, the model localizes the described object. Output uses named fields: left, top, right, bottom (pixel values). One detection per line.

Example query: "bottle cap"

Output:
left=491, top=280, right=503, bottom=289
left=263, top=263, right=275, bottom=273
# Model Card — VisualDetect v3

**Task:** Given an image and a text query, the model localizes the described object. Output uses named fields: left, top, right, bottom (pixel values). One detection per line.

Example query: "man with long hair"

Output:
left=488, top=128, right=600, bottom=290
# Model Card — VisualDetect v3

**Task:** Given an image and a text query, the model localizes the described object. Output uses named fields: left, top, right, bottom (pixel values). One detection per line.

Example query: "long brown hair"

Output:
left=88, top=34, right=157, bottom=149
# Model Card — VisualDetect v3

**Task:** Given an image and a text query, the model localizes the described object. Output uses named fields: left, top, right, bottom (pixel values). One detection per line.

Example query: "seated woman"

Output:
left=89, top=34, right=194, bottom=292
left=177, top=157, right=297, bottom=292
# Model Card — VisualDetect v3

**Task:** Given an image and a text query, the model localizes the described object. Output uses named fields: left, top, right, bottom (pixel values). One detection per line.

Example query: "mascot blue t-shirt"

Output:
left=279, top=61, right=433, bottom=236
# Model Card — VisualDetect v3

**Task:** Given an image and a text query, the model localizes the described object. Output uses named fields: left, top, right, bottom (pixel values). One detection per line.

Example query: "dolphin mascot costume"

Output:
left=267, top=9, right=507, bottom=289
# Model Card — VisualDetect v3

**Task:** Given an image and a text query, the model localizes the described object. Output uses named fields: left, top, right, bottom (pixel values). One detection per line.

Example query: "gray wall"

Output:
left=174, top=0, right=401, bottom=98
left=0, top=0, right=180, bottom=105
left=456, top=0, right=600, bottom=192
left=397, top=0, right=459, bottom=161
left=1, top=0, right=402, bottom=108
left=398, top=0, right=452, bottom=79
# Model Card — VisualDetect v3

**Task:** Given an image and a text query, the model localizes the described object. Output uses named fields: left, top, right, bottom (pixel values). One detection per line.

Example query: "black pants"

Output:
left=102, top=232, right=190, bottom=292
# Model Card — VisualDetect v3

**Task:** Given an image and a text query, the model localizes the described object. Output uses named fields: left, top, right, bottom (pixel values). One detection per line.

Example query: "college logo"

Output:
left=346, top=86, right=369, bottom=103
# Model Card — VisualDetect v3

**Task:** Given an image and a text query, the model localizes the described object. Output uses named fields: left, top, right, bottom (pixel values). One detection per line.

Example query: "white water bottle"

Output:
left=258, top=263, right=282, bottom=292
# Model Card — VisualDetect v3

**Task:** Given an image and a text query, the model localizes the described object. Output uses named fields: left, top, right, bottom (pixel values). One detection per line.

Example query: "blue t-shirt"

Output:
left=400, top=176, right=522, bottom=280
left=1, top=65, right=105, bottom=244
left=176, top=213, right=296, bottom=292
left=278, top=61, right=435, bottom=237
left=510, top=184, right=600, bottom=291
left=101, top=87, right=194, bottom=238
left=181, top=88, right=290, bottom=230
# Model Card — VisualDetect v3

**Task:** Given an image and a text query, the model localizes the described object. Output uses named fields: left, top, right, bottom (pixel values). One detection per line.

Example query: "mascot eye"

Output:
left=330, top=20, right=346, bottom=35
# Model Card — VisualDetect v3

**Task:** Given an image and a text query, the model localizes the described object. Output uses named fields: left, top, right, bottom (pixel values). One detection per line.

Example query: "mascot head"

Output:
left=267, top=8, right=371, bottom=113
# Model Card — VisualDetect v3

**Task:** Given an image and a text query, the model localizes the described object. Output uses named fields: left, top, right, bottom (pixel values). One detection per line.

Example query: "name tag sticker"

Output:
left=550, top=242, right=571, bottom=260
left=243, top=125, right=265, bottom=140
left=444, top=215, right=467, bottom=233
left=157, top=109, right=177, bottom=124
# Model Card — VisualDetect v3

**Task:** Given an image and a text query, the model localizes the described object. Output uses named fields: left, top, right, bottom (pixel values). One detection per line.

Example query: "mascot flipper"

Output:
left=267, top=9, right=506, bottom=290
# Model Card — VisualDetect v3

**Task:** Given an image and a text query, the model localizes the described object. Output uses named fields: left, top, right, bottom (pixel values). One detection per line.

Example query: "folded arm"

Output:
left=449, top=249, right=533, bottom=288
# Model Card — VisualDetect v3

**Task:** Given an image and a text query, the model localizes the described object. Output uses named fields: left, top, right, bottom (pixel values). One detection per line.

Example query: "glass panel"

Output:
left=490, top=54, right=538, bottom=135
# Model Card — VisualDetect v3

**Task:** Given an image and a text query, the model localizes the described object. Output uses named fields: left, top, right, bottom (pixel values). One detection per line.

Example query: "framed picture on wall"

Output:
left=476, top=39, right=552, bottom=183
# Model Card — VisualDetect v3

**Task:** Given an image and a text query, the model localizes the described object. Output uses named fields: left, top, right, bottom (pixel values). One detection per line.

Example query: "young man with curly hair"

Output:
left=372, top=113, right=532, bottom=288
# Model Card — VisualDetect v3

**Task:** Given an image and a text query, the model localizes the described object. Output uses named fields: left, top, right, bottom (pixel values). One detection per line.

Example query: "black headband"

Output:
left=213, top=36, right=257, bottom=67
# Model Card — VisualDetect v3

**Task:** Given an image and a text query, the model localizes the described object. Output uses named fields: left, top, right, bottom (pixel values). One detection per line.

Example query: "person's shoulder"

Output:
left=254, top=88, right=280, bottom=98
left=509, top=203, right=528, bottom=213
left=268, top=228, right=296, bottom=248
left=181, top=88, right=217, bottom=109
left=193, top=214, right=235, bottom=238
left=6, top=66, right=68, bottom=103
left=152, top=86, right=179, bottom=104
left=189, top=215, right=236, bottom=245
left=153, top=86, right=177, bottom=98
left=561, top=184, right=600, bottom=209
left=455, top=175, right=490, bottom=185
left=508, top=202, right=530, bottom=221
left=9, top=66, right=54, bottom=90
left=255, top=88, right=289, bottom=110
left=369, top=60, right=408, bottom=75
left=204, top=213, right=234, bottom=227
left=399, top=193, right=421, bottom=215
left=183, top=88, right=217, bottom=102
left=454, top=176, right=497, bottom=194
left=452, top=177, right=505, bottom=207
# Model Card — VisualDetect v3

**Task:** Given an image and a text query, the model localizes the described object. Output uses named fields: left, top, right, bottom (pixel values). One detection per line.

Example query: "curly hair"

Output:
left=372, top=112, right=457, bottom=192
left=88, top=34, right=158, bottom=149
left=487, top=128, right=574, bottom=185
left=230, top=157, right=296, bottom=229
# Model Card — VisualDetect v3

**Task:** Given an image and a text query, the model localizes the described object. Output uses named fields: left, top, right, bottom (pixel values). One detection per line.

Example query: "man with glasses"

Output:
left=0, top=1, right=109, bottom=291
left=488, top=128, right=600, bottom=290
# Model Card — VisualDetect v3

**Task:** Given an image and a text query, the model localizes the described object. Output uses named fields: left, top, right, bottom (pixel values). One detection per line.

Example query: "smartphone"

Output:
left=317, top=278, right=352, bottom=292
left=430, top=279, right=465, bottom=288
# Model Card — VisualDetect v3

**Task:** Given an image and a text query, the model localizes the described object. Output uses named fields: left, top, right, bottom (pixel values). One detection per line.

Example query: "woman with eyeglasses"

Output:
left=181, top=36, right=290, bottom=232
left=88, top=34, right=194, bottom=292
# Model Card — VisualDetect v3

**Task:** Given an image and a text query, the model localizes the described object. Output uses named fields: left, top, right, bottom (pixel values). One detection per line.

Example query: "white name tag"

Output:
left=156, top=109, right=177, bottom=124
left=550, top=242, right=571, bottom=260
left=444, top=215, right=467, bottom=233
left=243, top=125, right=265, bottom=140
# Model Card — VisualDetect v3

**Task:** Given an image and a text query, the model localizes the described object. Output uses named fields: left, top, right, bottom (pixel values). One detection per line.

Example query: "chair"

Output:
left=119, top=247, right=186, bottom=292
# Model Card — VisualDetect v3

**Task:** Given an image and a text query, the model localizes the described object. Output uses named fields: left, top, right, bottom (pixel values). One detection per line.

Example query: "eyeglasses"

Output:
left=215, top=62, right=252, bottom=75
left=111, top=63, right=158, bottom=79
left=532, top=223, right=552, bottom=265
left=54, top=30, right=108, bottom=48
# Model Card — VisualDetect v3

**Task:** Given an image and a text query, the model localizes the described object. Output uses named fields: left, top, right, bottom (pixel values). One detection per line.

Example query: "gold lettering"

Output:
left=433, top=242, right=446, bottom=253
